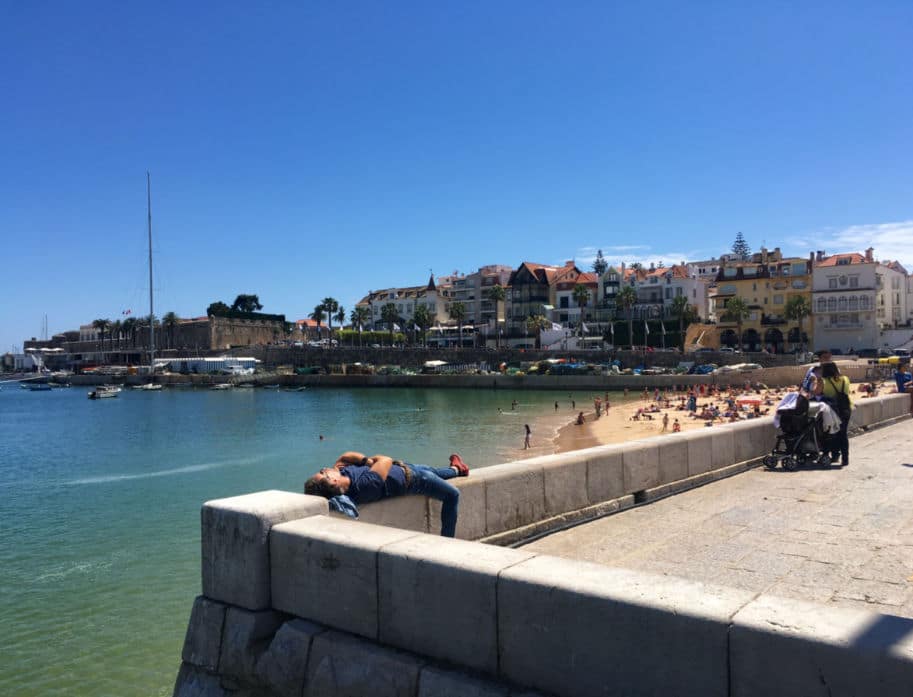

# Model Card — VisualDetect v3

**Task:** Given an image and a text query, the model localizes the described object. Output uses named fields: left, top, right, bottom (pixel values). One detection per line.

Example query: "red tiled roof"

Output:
left=816, top=253, right=867, bottom=267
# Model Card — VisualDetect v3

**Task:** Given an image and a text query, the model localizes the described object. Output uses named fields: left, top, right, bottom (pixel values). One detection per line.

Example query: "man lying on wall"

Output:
left=305, top=451, right=470, bottom=537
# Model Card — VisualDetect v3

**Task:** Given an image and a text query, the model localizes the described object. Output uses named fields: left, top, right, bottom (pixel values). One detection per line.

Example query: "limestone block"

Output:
left=256, top=619, right=325, bottom=697
left=710, top=428, right=735, bottom=469
left=498, top=555, right=753, bottom=697
left=542, top=452, right=589, bottom=516
left=585, top=446, right=625, bottom=504
left=173, top=663, right=228, bottom=697
left=622, top=441, right=660, bottom=493
left=218, top=606, right=287, bottom=683
left=656, top=434, right=689, bottom=484
left=427, top=476, right=487, bottom=540
left=270, top=516, right=419, bottom=639
left=378, top=534, right=536, bottom=673
left=358, top=494, right=429, bottom=533
left=182, top=596, right=227, bottom=671
left=867, top=398, right=883, bottom=425
left=850, top=399, right=871, bottom=429
left=418, top=665, right=510, bottom=697
left=728, top=420, right=774, bottom=464
left=476, top=462, right=546, bottom=535
left=884, top=394, right=907, bottom=419
left=304, top=629, right=422, bottom=697
left=685, top=430, right=715, bottom=476
left=202, top=490, right=328, bottom=610
left=730, top=593, right=913, bottom=697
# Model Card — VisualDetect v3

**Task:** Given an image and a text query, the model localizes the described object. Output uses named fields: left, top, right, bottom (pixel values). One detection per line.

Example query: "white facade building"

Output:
left=811, top=250, right=878, bottom=352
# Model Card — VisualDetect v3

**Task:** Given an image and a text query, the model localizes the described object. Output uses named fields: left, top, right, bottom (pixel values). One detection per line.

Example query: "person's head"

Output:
left=816, top=349, right=833, bottom=362
left=821, top=361, right=840, bottom=379
left=304, top=467, right=346, bottom=498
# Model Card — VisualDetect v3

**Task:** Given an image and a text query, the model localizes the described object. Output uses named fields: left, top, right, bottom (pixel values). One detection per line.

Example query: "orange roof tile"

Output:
left=816, top=253, right=868, bottom=267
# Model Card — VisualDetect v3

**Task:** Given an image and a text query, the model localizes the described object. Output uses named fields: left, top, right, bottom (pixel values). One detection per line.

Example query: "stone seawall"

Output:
left=173, top=393, right=913, bottom=697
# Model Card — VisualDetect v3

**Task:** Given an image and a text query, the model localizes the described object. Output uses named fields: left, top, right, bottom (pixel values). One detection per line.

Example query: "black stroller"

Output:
left=764, top=392, right=831, bottom=471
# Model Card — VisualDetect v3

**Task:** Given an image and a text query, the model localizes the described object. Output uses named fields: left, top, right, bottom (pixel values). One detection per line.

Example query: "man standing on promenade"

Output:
left=304, top=451, right=469, bottom=537
left=802, top=350, right=832, bottom=393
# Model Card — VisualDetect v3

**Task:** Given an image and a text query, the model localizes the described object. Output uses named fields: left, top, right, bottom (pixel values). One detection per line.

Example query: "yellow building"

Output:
left=712, top=248, right=813, bottom=353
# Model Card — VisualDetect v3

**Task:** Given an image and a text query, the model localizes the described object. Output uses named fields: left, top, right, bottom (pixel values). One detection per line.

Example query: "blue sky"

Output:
left=2, top=2, right=911, bottom=350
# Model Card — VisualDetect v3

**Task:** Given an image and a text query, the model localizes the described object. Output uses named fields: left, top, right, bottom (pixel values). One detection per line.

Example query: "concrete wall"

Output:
left=173, top=393, right=913, bottom=697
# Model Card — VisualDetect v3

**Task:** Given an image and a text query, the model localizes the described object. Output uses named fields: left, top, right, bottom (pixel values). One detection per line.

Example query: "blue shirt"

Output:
left=895, top=370, right=912, bottom=393
left=341, top=464, right=407, bottom=503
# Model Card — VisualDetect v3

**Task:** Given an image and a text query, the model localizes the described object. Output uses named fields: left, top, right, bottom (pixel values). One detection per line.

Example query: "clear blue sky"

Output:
left=2, top=2, right=911, bottom=351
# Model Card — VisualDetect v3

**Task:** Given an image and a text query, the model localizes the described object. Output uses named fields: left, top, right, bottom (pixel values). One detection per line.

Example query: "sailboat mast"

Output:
left=147, top=172, right=155, bottom=374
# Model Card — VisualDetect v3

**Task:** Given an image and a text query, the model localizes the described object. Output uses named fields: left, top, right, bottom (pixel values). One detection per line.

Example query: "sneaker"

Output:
left=449, top=453, right=470, bottom=476
left=830, top=453, right=841, bottom=463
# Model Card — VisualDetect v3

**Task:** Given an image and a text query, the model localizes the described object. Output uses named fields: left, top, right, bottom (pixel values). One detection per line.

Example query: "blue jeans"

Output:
left=405, top=464, right=460, bottom=537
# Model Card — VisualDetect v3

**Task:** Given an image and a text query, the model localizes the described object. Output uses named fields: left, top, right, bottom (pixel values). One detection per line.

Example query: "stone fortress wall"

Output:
left=173, top=393, right=913, bottom=697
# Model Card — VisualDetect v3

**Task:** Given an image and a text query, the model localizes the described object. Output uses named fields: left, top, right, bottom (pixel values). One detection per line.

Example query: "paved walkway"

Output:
left=523, top=417, right=913, bottom=618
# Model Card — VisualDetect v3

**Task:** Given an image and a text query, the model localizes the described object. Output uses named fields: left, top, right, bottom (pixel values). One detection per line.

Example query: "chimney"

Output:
left=816, top=250, right=825, bottom=262
left=809, top=251, right=815, bottom=267
left=865, top=247, right=874, bottom=263
left=649, top=262, right=655, bottom=271
left=761, top=247, right=768, bottom=264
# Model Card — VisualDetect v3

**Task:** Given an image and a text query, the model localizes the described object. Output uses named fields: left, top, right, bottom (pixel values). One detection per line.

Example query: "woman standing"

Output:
left=821, top=362, right=853, bottom=466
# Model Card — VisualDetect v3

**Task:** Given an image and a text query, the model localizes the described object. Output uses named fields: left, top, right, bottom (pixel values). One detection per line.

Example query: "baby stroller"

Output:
left=764, top=392, right=831, bottom=471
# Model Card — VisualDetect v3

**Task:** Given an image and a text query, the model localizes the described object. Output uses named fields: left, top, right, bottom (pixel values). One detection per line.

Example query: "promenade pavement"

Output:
left=523, top=416, right=913, bottom=618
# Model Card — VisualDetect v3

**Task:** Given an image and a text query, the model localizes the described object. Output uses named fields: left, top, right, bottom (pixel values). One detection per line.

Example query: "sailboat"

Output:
left=135, top=172, right=163, bottom=392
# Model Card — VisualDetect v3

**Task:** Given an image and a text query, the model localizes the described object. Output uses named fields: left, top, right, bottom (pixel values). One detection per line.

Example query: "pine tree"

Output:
left=732, top=232, right=751, bottom=261
left=592, top=249, right=608, bottom=275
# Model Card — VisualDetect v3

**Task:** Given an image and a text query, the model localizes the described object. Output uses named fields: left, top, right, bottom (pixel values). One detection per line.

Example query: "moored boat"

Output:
left=88, top=385, right=121, bottom=400
left=210, top=383, right=233, bottom=390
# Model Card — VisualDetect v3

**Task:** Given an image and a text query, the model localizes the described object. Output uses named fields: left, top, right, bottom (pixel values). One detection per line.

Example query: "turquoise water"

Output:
left=0, top=384, right=587, bottom=696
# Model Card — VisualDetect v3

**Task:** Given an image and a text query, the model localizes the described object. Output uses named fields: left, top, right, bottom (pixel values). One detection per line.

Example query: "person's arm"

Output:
left=368, top=454, right=394, bottom=481
left=335, top=451, right=367, bottom=468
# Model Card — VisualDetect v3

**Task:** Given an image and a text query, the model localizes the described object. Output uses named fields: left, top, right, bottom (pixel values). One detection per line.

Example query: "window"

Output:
left=665, top=288, right=672, bottom=299
left=848, top=297, right=858, bottom=311
left=827, top=298, right=837, bottom=312
left=860, top=296, right=870, bottom=310
left=817, top=298, right=826, bottom=312
left=837, top=258, right=850, bottom=266
left=838, top=296, right=847, bottom=311
left=828, top=278, right=838, bottom=289
left=559, top=297, right=569, bottom=309
left=849, top=276, right=858, bottom=288
left=773, top=295, right=784, bottom=305
left=676, top=287, right=683, bottom=296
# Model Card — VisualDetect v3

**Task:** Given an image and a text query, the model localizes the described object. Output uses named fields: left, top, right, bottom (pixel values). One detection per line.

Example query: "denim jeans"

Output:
left=405, top=464, right=460, bottom=537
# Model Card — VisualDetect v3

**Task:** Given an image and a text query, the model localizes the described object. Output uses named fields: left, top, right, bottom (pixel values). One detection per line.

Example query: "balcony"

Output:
left=760, top=314, right=787, bottom=326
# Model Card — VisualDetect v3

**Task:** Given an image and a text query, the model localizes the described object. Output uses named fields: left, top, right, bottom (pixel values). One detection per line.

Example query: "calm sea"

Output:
left=0, top=383, right=594, bottom=696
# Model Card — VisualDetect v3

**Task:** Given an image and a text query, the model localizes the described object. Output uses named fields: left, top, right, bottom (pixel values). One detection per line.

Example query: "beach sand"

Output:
left=551, top=381, right=882, bottom=455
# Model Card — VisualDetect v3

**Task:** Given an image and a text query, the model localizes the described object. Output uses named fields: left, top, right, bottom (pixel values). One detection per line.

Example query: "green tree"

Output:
left=732, top=232, right=751, bottom=261
left=231, top=294, right=263, bottom=313
left=449, top=301, right=467, bottom=348
left=333, top=305, right=346, bottom=328
left=412, top=304, right=435, bottom=347
left=309, top=305, right=326, bottom=340
left=592, top=249, right=608, bottom=276
left=484, top=284, right=506, bottom=348
left=616, top=285, right=638, bottom=349
left=380, top=303, right=400, bottom=344
left=207, top=301, right=231, bottom=317
left=162, top=312, right=179, bottom=350
left=784, top=295, right=811, bottom=351
left=670, top=295, right=692, bottom=351
left=321, top=297, right=339, bottom=335
left=526, top=314, right=550, bottom=349
left=92, top=318, right=109, bottom=352
left=111, top=319, right=122, bottom=350
left=724, top=297, right=751, bottom=350
left=350, top=306, right=371, bottom=347
left=572, top=284, right=590, bottom=335
left=122, top=317, right=138, bottom=348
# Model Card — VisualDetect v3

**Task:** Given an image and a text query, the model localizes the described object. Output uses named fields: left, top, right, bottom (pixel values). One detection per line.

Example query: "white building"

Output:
left=811, top=250, right=878, bottom=352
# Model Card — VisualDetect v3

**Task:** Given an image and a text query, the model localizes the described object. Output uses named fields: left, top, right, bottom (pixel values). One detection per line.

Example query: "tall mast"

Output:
left=147, top=171, right=155, bottom=374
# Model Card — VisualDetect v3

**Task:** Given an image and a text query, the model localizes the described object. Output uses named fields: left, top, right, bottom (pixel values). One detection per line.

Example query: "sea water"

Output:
left=0, top=384, right=592, bottom=696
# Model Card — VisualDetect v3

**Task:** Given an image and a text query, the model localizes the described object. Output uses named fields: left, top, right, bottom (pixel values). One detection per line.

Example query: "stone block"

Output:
left=728, top=420, right=774, bottom=464
left=358, top=494, right=429, bottom=533
left=656, top=434, right=689, bottom=484
left=173, top=663, right=228, bottom=697
left=202, top=490, right=328, bottom=610
left=710, top=428, right=735, bottom=469
left=850, top=399, right=872, bottom=429
left=418, top=665, right=510, bottom=697
left=304, top=629, right=422, bottom=697
left=585, top=446, right=625, bottom=504
left=182, top=596, right=227, bottom=671
left=684, top=430, right=715, bottom=476
left=256, top=619, right=325, bottom=697
left=498, top=555, right=753, bottom=697
left=868, top=398, right=883, bottom=425
left=542, top=452, right=589, bottom=516
left=270, top=516, right=419, bottom=639
left=730, top=594, right=913, bottom=697
left=883, top=394, right=907, bottom=420
left=218, top=606, right=286, bottom=683
left=378, top=534, right=536, bottom=673
left=429, top=476, right=487, bottom=540
left=476, top=462, right=546, bottom=535
left=622, top=441, right=660, bottom=493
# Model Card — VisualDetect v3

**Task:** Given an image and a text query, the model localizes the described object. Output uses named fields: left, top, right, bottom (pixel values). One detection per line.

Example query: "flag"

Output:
left=581, top=322, right=589, bottom=334
left=660, top=320, right=666, bottom=335
left=644, top=319, right=650, bottom=336
left=413, top=324, right=420, bottom=332
left=122, top=309, right=132, bottom=315
left=393, top=323, right=401, bottom=332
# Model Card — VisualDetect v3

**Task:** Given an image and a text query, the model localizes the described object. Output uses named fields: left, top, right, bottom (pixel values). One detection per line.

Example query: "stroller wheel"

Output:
left=763, top=455, right=778, bottom=470
left=816, top=453, right=831, bottom=467
left=782, top=456, right=799, bottom=472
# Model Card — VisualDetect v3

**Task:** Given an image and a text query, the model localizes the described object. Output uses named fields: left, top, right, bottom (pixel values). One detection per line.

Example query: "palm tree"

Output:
left=350, top=306, right=371, bottom=347
left=449, top=301, right=466, bottom=349
left=122, top=317, right=138, bottom=349
left=784, top=295, right=811, bottom=351
left=485, top=284, right=506, bottom=349
left=670, top=295, right=691, bottom=352
left=572, top=284, right=590, bottom=336
left=380, top=303, right=399, bottom=345
left=162, top=312, right=179, bottom=350
left=92, top=318, right=109, bottom=352
left=111, top=319, right=123, bottom=351
left=724, top=297, right=751, bottom=351
left=321, top=297, right=339, bottom=336
left=309, top=305, right=326, bottom=342
left=616, top=285, right=637, bottom=349
left=413, top=304, right=435, bottom=347
left=526, top=314, right=550, bottom=349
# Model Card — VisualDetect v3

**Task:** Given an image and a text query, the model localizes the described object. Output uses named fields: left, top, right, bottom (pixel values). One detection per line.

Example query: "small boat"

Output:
left=88, top=385, right=120, bottom=400
left=261, top=384, right=280, bottom=389
left=27, top=383, right=52, bottom=392
left=282, top=386, right=307, bottom=392
left=133, top=383, right=163, bottom=391
left=211, top=383, right=233, bottom=390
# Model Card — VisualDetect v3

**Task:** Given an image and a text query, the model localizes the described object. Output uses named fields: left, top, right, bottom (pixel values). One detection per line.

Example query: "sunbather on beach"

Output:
left=305, top=451, right=470, bottom=537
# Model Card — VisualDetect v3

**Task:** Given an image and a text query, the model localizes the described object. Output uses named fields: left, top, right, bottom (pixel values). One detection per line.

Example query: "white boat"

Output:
left=88, top=385, right=120, bottom=400
left=211, top=383, right=233, bottom=390
left=133, top=383, right=163, bottom=391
